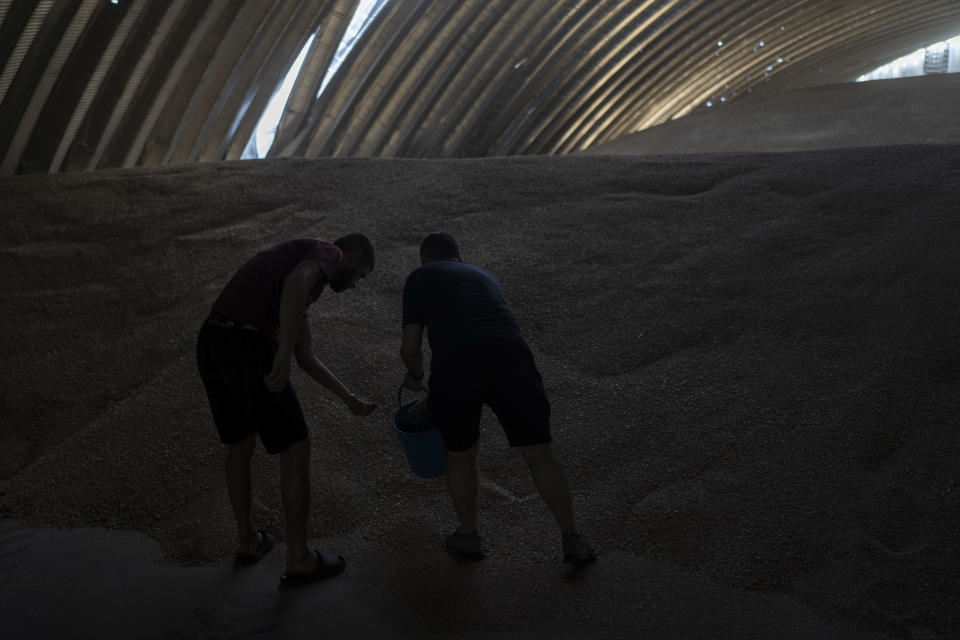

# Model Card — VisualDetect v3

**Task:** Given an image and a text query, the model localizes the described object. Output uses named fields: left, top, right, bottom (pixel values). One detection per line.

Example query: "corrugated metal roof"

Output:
left=1, top=0, right=958, bottom=174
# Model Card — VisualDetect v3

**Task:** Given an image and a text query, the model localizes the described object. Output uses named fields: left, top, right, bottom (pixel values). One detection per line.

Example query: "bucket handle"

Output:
left=397, top=382, right=429, bottom=407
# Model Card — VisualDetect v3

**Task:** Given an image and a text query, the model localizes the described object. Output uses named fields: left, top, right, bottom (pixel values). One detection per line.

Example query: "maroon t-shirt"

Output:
left=211, top=238, right=343, bottom=338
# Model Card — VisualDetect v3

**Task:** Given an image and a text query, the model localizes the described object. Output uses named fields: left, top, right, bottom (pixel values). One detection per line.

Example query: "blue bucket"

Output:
left=392, top=385, right=446, bottom=478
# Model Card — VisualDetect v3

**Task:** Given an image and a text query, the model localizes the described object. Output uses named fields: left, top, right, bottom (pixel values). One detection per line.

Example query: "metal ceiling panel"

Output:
left=0, top=0, right=957, bottom=174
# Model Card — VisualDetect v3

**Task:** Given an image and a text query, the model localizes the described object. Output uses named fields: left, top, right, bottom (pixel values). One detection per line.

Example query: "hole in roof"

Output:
left=243, top=0, right=390, bottom=160
left=243, top=31, right=316, bottom=160
left=857, top=35, right=960, bottom=82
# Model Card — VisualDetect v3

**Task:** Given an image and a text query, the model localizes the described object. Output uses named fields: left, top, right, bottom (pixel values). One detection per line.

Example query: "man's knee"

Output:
left=230, top=434, right=257, bottom=458
left=279, top=435, right=311, bottom=461
left=446, top=443, right=478, bottom=461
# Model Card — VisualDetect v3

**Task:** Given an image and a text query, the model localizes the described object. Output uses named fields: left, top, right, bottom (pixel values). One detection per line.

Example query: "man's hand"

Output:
left=264, top=352, right=292, bottom=392
left=404, top=371, right=424, bottom=392
left=346, top=395, right=377, bottom=416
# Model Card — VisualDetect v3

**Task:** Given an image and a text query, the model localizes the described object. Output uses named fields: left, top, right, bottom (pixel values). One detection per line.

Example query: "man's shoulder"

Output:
left=264, top=237, right=337, bottom=257
left=293, top=237, right=338, bottom=253
left=404, top=265, right=424, bottom=283
left=405, top=261, right=499, bottom=286
left=298, top=238, right=342, bottom=265
left=423, top=260, right=493, bottom=275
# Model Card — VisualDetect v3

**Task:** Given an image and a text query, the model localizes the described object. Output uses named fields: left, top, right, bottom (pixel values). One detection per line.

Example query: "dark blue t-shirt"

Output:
left=402, top=261, right=526, bottom=362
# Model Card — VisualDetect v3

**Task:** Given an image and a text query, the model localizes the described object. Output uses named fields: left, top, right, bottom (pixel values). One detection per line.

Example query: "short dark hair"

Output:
left=420, top=232, right=460, bottom=263
left=334, top=232, right=375, bottom=268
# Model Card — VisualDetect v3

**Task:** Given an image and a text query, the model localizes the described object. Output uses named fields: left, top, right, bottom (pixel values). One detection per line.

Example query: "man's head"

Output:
left=419, top=232, right=461, bottom=265
left=331, top=232, right=375, bottom=292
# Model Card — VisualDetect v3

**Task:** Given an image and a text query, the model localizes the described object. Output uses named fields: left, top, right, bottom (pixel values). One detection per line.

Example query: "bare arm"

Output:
left=263, top=259, right=375, bottom=416
left=401, top=323, right=425, bottom=391
left=264, top=259, right=319, bottom=392
left=294, top=315, right=376, bottom=415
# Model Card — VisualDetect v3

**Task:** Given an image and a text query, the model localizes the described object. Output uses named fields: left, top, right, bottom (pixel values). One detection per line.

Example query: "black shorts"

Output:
left=428, top=339, right=552, bottom=452
left=196, top=317, right=307, bottom=454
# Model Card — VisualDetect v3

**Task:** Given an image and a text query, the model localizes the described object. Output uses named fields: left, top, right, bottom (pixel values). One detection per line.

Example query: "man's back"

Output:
left=402, top=261, right=525, bottom=362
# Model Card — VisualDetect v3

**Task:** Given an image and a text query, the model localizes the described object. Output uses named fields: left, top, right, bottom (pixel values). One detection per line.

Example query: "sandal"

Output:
left=445, top=529, right=485, bottom=561
left=234, top=530, right=276, bottom=567
left=278, top=551, right=346, bottom=589
left=562, top=533, right=597, bottom=564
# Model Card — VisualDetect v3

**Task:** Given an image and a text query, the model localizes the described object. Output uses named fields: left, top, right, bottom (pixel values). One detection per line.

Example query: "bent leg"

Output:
left=280, top=436, right=316, bottom=574
left=446, top=443, right=479, bottom=534
left=226, top=434, right=260, bottom=555
left=519, top=443, right=576, bottom=535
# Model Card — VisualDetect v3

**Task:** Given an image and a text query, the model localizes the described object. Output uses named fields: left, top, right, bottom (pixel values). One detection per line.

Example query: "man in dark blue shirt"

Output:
left=400, top=232, right=595, bottom=563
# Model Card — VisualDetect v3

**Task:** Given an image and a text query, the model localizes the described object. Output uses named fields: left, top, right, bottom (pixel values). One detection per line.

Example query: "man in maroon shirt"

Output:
left=197, top=234, right=377, bottom=588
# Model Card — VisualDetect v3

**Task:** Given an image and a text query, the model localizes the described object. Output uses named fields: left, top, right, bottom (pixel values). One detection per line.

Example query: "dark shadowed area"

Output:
left=1, top=77, right=958, bottom=639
